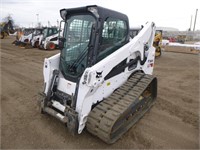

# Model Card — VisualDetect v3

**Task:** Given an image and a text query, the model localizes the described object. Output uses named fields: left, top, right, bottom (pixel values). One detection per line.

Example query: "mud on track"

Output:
left=1, top=36, right=199, bottom=149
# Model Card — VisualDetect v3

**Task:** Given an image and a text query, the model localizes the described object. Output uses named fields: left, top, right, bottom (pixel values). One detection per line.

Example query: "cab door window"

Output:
left=97, top=17, right=127, bottom=62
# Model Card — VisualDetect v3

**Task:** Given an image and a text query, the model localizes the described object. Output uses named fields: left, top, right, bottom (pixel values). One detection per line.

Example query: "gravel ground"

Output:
left=1, top=36, right=199, bottom=149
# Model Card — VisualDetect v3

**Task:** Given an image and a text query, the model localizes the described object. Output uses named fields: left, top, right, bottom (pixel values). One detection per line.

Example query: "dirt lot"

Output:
left=1, top=36, right=199, bottom=149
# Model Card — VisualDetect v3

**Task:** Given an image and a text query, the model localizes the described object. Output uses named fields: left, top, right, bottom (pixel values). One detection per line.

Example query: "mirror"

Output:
left=58, top=37, right=66, bottom=50
left=58, top=20, right=66, bottom=50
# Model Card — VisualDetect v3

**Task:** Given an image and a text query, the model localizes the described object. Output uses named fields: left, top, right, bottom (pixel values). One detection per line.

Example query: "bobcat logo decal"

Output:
left=96, top=71, right=103, bottom=78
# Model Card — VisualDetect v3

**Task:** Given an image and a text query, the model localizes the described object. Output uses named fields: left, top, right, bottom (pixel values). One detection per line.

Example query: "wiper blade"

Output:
left=68, top=46, right=88, bottom=73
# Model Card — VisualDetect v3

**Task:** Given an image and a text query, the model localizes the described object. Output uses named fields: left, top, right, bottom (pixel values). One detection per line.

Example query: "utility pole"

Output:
left=189, top=15, right=192, bottom=31
left=36, top=14, right=39, bottom=27
left=193, top=9, right=198, bottom=31
left=57, top=19, right=59, bottom=28
left=48, top=21, right=51, bottom=27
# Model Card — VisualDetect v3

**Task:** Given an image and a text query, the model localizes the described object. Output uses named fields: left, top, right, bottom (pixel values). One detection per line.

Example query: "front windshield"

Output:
left=35, top=29, right=43, bottom=35
left=33, top=29, right=41, bottom=36
left=60, top=14, right=95, bottom=78
left=43, top=28, right=48, bottom=38
left=24, top=29, right=33, bottom=36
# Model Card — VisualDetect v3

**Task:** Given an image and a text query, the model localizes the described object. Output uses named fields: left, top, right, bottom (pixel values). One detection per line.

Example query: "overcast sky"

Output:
left=1, top=0, right=199, bottom=31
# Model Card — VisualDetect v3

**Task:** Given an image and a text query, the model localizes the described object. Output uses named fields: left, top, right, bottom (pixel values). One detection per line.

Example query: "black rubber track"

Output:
left=87, top=72, right=157, bottom=144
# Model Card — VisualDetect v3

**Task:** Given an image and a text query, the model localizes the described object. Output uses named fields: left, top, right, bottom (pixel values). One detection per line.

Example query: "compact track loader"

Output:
left=40, top=5, right=157, bottom=144
left=0, top=20, right=15, bottom=39
left=153, top=30, right=162, bottom=57
left=14, top=28, right=34, bottom=47
left=39, top=27, right=59, bottom=50
left=31, top=28, right=44, bottom=48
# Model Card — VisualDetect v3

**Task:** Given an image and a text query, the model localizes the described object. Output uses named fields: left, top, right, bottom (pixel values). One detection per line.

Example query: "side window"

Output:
left=102, top=18, right=126, bottom=43
left=53, top=28, right=57, bottom=34
left=97, top=17, right=127, bottom=62
left=48, top=29, right=53, bottom=36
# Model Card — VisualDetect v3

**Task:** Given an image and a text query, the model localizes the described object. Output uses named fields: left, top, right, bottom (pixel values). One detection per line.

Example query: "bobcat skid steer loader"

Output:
left=39, top=27, right=59, bottom=50
left=39, top=5, right=157, bottom=144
